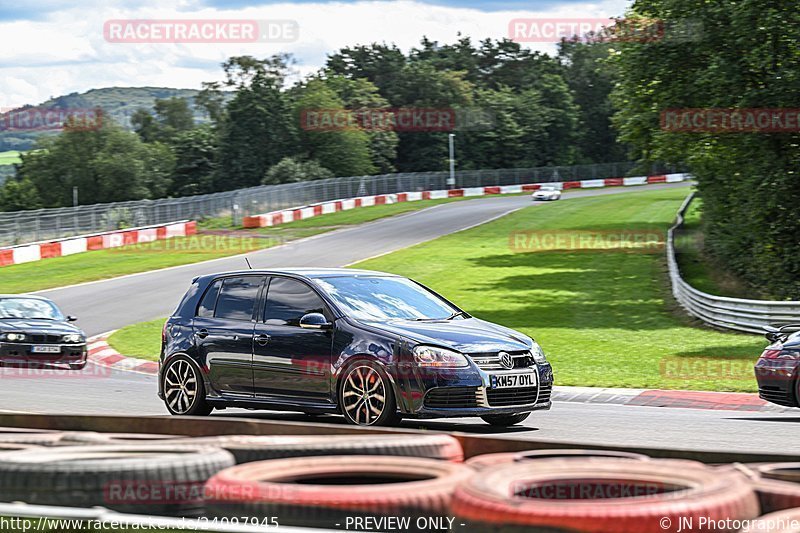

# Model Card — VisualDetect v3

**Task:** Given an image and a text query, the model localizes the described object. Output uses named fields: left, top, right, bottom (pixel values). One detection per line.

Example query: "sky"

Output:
left=0, top=0, right=630, bottom=108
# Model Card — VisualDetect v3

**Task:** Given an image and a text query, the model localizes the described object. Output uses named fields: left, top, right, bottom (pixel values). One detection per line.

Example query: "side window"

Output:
left=214, top=277, right=263, bottom=321
left=264, top=277, right=328, bottom=327
left=196, top=280, right=222, bottom=318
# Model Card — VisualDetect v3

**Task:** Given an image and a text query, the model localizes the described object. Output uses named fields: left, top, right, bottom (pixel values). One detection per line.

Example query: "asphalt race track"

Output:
left=3, top=180, right=798, bottom=453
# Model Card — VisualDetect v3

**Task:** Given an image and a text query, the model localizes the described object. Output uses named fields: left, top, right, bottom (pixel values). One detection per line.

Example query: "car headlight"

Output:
left=1, top=333, right=26, bottom=342
left=62, top=333, right=84, bottom=343
left=531, top=344, right=547, bottom=364
left=413, top=345, right=469, bottom=368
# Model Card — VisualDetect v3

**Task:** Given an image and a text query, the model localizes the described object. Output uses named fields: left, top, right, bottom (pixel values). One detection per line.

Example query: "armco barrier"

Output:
left=0, top=220, right=196, bottom=268
left=668, top=193, right=800, bottom=334
left=243, top=173, right=689, bottom=229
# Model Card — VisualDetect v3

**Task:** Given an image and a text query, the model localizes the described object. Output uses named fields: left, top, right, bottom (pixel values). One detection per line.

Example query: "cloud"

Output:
left=0, top=0, right=630, bottom=107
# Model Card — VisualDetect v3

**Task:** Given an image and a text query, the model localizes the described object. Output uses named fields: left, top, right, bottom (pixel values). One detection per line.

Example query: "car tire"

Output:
left=338, top=361, right=400, bottom=427
left=453, top=458, right=759, bottom=532
left=161, top=356, right=212, bottom=416
left=206, top=455, right=474, bottom=529
left=164, top=434, right=464, bottom=464
left=0, top=444, right=234, bottom=516
left=480, top=412, right=530, bottom=426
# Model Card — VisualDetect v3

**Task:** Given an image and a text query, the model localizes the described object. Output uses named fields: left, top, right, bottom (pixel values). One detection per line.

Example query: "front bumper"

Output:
left=755, top=357, right=799, bottom=407
left=393, top=361, right=554, bottom=419
left=0, top=342, right=88, bottom=365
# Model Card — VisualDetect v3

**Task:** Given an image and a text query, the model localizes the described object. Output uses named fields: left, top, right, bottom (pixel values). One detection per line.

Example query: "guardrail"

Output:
left=0, top=161, right=684, bottom=246
left=668, top=192, right=800, bottom=334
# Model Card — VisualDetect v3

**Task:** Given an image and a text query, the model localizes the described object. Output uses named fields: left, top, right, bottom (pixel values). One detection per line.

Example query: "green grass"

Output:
left=354, top=188, right=766, bottom=392
left=1, top=197, right=466, bottom=294
left=107, top=318, right=165, bottom=361
left=674, top=198, right=754, bottom=298
left=0, top=235, right=274, bottom=294
left=0, top=150, right=23, bottom=165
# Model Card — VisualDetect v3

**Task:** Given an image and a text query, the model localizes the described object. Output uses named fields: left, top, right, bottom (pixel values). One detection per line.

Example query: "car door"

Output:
left=192, top=275, right=265, bottom=397
left=252, top=276, right=334, bottom=400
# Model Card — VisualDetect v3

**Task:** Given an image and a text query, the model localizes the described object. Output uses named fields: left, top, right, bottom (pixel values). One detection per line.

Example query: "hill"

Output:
left=0, top=87, right=213, bottom=151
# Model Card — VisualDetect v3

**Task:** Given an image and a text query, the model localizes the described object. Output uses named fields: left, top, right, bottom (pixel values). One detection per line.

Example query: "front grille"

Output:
left=469, top=350, right=535, bottom=371
left=759, top=386, right=797, bottom=407
left=486, top=386, right=540, bottom=407
left=29, top=334, right=62, bottom=344
left=538, top=383, right=553, bottom=403
left=424, top=387, right=480, bottom=409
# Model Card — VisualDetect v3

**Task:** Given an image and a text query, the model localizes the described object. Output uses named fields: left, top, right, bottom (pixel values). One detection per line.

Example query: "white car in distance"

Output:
left=532, top=186, right=562, bottom=201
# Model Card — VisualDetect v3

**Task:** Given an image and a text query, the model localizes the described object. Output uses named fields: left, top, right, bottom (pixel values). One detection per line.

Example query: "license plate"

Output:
left=32, top=345, right=61, bottom=354
left=491, top=372, right=537, bottom=389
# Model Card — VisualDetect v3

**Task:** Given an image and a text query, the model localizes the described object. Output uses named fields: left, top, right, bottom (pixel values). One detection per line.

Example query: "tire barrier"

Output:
left=165, top=433, right=463, bottom=464
left=0, top=431, right=66, bottom=446
left=734, top=464, right=800, bottom=513
left=205, top=455, right=474, bottom=530
left=58, top=431, right=182, bottom=445
left=0, top=445, right=234, bottom=517
left=452, top=458, right=760, bottom=533
left=466, top=448, right=650, bottom=470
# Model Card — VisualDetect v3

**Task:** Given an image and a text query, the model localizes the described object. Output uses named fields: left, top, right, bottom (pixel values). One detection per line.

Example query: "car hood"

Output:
left=359, top=317, right=533, bottom=353
left=0, top=319, right=83, bottom=336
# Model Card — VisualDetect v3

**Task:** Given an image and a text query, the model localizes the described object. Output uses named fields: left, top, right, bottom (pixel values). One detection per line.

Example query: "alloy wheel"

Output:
left=164, top=359, right=199, bottom=415
left=342, top=365, right=387, bottom=425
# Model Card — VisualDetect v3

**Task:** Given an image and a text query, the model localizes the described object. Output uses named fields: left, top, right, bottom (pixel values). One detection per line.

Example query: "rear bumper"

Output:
left=755, top=358, right=798, bottom=407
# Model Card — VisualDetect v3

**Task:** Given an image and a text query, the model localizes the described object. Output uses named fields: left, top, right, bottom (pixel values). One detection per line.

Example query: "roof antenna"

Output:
left=245, top=257, right=253, bottom=270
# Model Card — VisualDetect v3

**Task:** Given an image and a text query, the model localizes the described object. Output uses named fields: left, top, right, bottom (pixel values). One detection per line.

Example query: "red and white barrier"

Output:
left=243, top=173, right=689, bottom=228
left=0, top=220, right=197, bottom=268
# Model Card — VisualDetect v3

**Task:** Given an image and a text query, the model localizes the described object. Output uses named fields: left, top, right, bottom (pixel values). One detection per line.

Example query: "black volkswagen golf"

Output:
left=159, top=268, right=553, bottom=426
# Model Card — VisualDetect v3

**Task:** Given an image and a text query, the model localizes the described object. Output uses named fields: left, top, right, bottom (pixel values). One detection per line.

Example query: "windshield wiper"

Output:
left=445, top=311, right=469, bottom=320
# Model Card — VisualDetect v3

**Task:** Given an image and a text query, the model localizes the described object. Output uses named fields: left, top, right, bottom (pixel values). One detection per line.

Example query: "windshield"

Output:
left=0, top=298, right=64, bottom=320
left=314, top=276, right=461, bottom=321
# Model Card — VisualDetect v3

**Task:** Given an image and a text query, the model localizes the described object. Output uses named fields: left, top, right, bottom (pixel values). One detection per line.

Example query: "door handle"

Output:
left=255, top=334, right=271, bottom=346
left=195, top=329, right=209, bottom=339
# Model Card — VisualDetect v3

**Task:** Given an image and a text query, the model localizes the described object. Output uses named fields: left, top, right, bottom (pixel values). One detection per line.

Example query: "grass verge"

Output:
left=674, top=197, right=755, bottom=298
left=107, top=318, right=165, bottom=362
left=0, top=150, right=23, bottom=165
left=354, top=188, right=766, bottom=392
left=1, top=197, right=465, bottom=294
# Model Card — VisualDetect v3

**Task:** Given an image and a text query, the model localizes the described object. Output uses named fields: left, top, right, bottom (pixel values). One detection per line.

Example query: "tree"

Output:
left=294, top=79, right=376, bottom=177
left=215, top=56, right=298, bottom=190
left=558, top=39, right=626, bottom=163
left=0, top=177, right=42, bottom=212
left=170, top=125, right=217, bottom=196
left=132, top=97, right=195, bottom=143
left=263, top=157, right=334, bottom=185
left=16, top=115, right=173, bottom=207
left=611, top=0, right=800, bottom=297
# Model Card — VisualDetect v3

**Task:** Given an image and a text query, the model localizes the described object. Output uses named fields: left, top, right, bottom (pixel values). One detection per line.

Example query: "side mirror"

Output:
left=300, top=313, right=332, bottom=330
left=66, top=316, right=78, bottom=322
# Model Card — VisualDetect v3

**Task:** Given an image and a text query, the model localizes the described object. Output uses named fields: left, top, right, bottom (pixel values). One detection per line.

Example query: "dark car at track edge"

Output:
left=0, top=294, right=88, bottom=369
left=158, top=268, right=554, bottom=426
left=755, top=324, right=800, bottom=407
